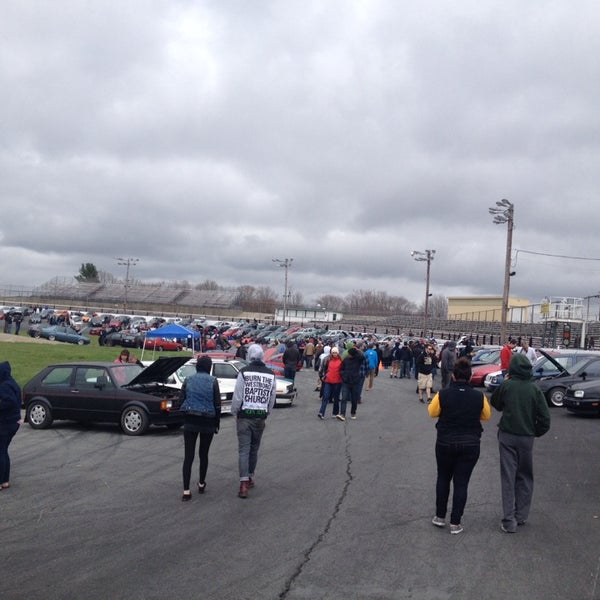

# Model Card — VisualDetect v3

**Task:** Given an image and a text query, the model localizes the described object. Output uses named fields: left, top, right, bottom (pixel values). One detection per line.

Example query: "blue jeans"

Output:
left=236, top=418, right=266, bottom=481
left=435, top=439, right=481, bottom=525
left=320, top=382, right=341, bottom=417
left=284, top=366, right=296, bottom=381
left=340, top=382, right=361, bottom=417
left=401, top=360, right=411, bottom=378
left=0, top=422, right=20, bottom=485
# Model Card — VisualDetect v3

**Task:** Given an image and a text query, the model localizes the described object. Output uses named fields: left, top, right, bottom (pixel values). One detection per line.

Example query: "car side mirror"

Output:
left=581, top=371, right=587, bottom=381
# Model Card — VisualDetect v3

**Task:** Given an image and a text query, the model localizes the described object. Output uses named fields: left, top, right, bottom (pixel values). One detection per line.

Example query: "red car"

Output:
left=144, top=337, right=183, bottom=351
left=470, top=362, right=501, bottom=386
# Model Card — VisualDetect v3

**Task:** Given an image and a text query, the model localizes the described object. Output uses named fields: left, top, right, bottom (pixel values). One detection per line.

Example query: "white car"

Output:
left=146, top=357, right=296, bottom=413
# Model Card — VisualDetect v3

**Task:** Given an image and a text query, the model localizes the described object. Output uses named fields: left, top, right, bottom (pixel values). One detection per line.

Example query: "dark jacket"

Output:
left=282, top=343, right=300, bottom=368
left=0, top=361, right=22, bottom=426
left=435, top=381, right=485, bottom=443
left=179, top=371, right=221, bottom=433
left=491, top=353, right=551, bottom=437
left=341, top=351, right=363, bottom=385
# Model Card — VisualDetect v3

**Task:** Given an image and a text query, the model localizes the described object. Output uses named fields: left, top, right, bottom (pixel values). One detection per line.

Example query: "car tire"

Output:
left=34, top=331, right=41, bottom=338
left=157, top=346, right=163, bottom=351
left=27, top=401, right=53, bottom=429
left=48, top=335, right=56, bottom=341
left=120, top=406, right=149, bottom=435
left=548, top=386, right=566, bottom=407
left=77, top=338, right=85, bottom=345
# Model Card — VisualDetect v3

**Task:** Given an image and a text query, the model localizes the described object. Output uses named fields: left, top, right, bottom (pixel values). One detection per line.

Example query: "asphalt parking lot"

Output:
left=2, top=365, right=600, bottom=600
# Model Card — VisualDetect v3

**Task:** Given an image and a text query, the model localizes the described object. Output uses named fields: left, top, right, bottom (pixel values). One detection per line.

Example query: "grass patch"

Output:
left=0, top=339, right=185, bottom=387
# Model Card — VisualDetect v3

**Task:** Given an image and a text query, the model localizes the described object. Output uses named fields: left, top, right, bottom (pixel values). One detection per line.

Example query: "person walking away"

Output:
left=491, top=353, right=551, bottom=533
left=313, top=340, right=324, bottom=372
left=304, top=339, right=315, bottom=368
left=318, top=346, right=343, bottom=419
left=500, top=338, right=518, bottom=375
left=440, top=341, right=457, bottom=389
left=179, top=356, right=221, bottom=501
left=231, top=344, right=277, bottom=498
left=390, top=341, right=401, bottom=378
left=416, top=344, right=437, bottom=403
left=0, top=361, right=22, bottom=491
left=364, top=344, right=379, bottom=391
left=282, top=340, right=300, bottom=381
left=338, top=347, right=362, bottom=421
left=428, top=357, right=491, bottom=534
left=399, top=341, right=413, bottom=379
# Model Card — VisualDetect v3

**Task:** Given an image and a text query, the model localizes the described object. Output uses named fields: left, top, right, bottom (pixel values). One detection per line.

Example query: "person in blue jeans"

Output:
left=428, top=357, right=491, bottom=534
left=338, top=347, right=363, bottom=421
left=231, top=344, right=277, bottom=498
left=0, top=361, right=22, bottom=491
left=318, top=346, right=343, bottom=419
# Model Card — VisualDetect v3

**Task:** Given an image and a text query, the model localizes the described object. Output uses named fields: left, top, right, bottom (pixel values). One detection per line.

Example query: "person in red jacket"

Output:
left=500, top=339, right=517, bottom=375
left=318, top=347, right=343, bottom=419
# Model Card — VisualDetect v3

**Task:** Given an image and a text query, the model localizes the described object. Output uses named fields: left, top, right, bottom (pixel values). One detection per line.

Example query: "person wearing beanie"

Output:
left=231, top=343, right=277, bottom=498
left=179, top=355, right=221, bottom=501
left=491, top=352, right=551, bottom=533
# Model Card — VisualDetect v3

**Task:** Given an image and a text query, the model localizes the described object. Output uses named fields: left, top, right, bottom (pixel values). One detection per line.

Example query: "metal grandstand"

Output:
left=29, top=279, right=237, bottom=311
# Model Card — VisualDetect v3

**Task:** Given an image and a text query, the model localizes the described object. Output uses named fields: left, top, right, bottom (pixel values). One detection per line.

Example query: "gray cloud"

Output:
left=2, top=0, right=600, bottom=308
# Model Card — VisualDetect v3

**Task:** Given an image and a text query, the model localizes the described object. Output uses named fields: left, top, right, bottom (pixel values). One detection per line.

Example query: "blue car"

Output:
left=29, top=325, right=91, bottom=345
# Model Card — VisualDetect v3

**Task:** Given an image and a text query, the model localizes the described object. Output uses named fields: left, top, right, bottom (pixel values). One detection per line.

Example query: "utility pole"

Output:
left=488, top=199, right=514, bottom=344
left=411, top=249, right=436, bottom=336
left=115, top=257, right=139, bottom=311
left=272, top=258, right=293, bottom=324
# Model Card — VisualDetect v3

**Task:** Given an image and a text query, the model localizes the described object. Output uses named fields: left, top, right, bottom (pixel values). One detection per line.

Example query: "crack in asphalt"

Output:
left=279, top=425, right=353, bottom=599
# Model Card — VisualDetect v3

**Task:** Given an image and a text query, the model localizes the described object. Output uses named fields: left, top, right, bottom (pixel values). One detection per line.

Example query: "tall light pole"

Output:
left=411, top=249, right=436, bottom=336
left=272, top=258, right=293, bottom=324
left=488, top=199, right=514, bottom=343
left=115, top=257, right=139, bottom=311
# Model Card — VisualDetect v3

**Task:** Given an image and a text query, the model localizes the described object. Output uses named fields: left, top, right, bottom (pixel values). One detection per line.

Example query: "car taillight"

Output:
left=161, top=400, right=173, bottom=411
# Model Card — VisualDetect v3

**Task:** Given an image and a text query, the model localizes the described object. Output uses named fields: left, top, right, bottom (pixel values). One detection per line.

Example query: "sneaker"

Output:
left=450, top=524, right=463, bottom=535
left=336, top=414, right=346, bottom=422
left=517, top=520, right=526, bottom=526
left=317, top=413, right=324, bottom=420
left=431, top=516, right=445, bottom=527
left=350, top=415, right=357, bottom=420
left=238, top=481, right=249, bottom=499
left=500, top=524, right=516, bottom=533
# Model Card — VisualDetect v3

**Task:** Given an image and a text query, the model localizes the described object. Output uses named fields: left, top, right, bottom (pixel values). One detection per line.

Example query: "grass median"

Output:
left=0, top=336, right=186, bottom=387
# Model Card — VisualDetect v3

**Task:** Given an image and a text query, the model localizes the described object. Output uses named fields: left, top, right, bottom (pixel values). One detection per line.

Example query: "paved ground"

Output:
left=2, top=366, right=599, bottom=599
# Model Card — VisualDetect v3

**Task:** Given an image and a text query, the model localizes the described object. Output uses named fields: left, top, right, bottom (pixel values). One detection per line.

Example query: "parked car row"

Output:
left=481, top=350, right=600, bottom=408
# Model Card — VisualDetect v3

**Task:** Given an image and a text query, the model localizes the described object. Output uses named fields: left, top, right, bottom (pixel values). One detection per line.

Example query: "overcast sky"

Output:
left=2, top=1, right=600, bottom=309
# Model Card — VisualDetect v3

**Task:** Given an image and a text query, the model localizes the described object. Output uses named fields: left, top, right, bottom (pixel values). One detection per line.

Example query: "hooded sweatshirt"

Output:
left=490, top=353, right=550, bottom=437
left=0, top=361, right=22, bottom=425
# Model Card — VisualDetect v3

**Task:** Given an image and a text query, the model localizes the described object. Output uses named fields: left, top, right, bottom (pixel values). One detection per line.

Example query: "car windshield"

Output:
left=110, top=364, right=144, bottom=385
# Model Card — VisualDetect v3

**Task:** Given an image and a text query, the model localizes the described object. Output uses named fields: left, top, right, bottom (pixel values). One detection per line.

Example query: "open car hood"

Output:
left=537, top=349, right=569, bottom=375
left=126, top=356, right=191, bottom=386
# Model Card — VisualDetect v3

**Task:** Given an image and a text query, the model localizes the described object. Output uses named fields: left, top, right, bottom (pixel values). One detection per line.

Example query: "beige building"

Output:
left=448, top=296, right=531, bottom=323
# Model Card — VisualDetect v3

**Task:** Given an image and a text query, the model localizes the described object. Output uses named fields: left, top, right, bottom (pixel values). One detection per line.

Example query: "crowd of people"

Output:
left=2, top=327, right=552, bottom=536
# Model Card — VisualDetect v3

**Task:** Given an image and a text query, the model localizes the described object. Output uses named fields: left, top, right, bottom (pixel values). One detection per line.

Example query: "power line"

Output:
left=515, top=249, right=600, bottom=262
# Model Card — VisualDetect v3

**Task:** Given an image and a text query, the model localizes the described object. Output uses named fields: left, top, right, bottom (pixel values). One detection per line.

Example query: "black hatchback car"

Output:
left=22, top=356, right=189, bottom=435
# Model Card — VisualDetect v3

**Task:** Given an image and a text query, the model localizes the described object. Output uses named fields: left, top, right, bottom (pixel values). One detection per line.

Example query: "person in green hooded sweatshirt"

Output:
left=491, top=352, right=551, bottom=533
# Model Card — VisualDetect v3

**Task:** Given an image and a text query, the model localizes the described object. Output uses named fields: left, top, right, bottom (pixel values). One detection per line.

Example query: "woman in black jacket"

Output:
left=428, top=357, right=491, bottom=534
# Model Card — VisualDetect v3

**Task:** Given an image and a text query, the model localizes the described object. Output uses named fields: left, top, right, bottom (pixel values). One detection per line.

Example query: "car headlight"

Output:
left=573, top=390, right=585, bottom=398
